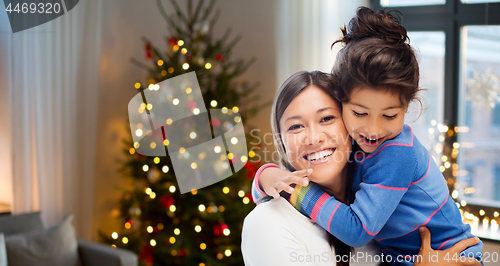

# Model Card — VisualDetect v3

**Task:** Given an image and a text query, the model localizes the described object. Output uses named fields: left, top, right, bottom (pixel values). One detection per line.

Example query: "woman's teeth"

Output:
left=304, top=149, right=334, bottom=161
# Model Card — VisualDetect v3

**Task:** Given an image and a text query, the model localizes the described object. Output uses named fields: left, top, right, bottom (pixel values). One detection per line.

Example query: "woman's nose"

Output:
left=305, top=126, right=325, bottom=145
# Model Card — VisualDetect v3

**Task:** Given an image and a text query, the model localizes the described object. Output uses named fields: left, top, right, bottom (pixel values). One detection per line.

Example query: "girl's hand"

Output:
left=414, top=226, right=482, bottom=266
left=260, top=167, right=312, bottom=199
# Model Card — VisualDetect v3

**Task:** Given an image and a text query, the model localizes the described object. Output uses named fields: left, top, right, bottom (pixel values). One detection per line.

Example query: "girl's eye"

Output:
left=321, top=116, right=335, bottom=123
left=288, top=124, right=303, bottom=131
left=383, top=114, right=398, bottom=120
left=353, top=111, right=367, bottom=117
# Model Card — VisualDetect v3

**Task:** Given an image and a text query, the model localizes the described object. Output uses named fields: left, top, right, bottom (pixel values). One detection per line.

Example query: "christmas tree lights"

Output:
left=99, top=0, right=269, bottom=265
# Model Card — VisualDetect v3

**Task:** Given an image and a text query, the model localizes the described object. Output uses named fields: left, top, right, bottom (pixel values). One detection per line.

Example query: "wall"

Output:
left=92, top=0, right=277, bottom=239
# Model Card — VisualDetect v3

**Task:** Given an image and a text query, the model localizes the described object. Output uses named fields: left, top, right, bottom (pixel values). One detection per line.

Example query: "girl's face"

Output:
left=279, top=85, right=351, bottom=187
left=342, top=86, right=406, bottom=153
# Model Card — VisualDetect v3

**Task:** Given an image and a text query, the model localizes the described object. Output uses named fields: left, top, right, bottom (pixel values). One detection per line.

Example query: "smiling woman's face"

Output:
left=279, top=85, right=351, bottom=188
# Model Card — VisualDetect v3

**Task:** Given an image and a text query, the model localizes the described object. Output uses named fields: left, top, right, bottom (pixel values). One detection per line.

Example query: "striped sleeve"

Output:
left=251, top=163, right=280, bottom=204
left=289, top=145, right=416, bottom=247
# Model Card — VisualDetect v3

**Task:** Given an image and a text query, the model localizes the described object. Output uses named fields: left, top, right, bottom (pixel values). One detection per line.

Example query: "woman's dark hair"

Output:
left=271, top=70, right=354, bottom=266
left=331, top=7, right=422, bottom=108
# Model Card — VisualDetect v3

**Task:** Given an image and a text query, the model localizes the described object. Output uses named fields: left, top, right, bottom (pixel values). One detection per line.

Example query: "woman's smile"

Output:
left=303, top=148, right=335, bottom=164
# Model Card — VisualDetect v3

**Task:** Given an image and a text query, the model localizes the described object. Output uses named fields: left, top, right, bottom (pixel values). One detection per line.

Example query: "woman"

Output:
left=241, top=71, right=481, bottom=266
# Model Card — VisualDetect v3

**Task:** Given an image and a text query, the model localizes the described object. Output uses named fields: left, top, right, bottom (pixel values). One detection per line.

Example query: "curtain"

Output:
left=5, top=0, right=102, bottom=239
left=275, top=0, right=370, bottom=86
left=0, top=5, right=13, bottom=210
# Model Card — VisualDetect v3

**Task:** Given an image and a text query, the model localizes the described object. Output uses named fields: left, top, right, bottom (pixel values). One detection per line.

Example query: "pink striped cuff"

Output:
left=310, top=193, right=330, bottom=222
left=254, top=163, right=280, bottom=196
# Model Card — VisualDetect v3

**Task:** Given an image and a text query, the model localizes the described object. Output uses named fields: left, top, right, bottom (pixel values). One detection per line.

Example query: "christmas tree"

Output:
left=99, top=0, right=267, bottom=265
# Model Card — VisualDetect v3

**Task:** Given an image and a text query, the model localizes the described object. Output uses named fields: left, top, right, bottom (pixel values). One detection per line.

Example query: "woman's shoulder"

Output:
left=242, top=197, right=329, bottom=243
left=244, top=197, right=312, bottom=229
left=242, top=198, right=335, bottom=265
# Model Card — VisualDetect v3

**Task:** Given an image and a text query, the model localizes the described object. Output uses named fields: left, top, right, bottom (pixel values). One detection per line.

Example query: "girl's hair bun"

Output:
left=331, top=6, right=420, bottom=110
left=334, top=7, right=408, bottom=47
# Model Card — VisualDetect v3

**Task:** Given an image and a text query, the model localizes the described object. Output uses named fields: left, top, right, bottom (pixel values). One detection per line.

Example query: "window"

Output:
left=462, top=0, right=500, bottom=3
left=372, top=0, right=500, bottom=240
left=405, top=31, right=445, bottom=151
left=381, top=0, right=445, bottom=7
left=494, top=167, right=500, bottom=201
left=493, top=104, right=500, bottom=128
left=458, top=25, right=500, bottom=214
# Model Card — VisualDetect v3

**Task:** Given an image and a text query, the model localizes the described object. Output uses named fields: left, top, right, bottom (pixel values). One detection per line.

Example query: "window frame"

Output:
left=371, top=0, right=500, bottom=241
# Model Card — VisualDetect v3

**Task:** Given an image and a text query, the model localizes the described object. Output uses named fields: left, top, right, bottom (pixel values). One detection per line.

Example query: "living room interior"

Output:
left=0, top=0, right=499, bottom=265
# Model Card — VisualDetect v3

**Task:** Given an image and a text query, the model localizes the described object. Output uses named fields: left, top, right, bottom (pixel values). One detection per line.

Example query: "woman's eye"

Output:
left=353, top=111, right=367, bottom=117
left=288, top=124, right=303, bottom=131
left=383, top=114, right=398, bottom=120
left=321, top=116, right=335, bottom=123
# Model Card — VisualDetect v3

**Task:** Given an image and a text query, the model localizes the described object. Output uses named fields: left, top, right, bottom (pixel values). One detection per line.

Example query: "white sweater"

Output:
left=241, top=197, right=382, bottom=266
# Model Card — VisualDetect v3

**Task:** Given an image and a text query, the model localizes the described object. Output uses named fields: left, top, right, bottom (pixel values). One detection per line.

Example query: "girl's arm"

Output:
left=251, top=163, right=311, bottom=204
left=251, top=164, right=280, bottom=204
left=289, top=145, right=416, bottom=247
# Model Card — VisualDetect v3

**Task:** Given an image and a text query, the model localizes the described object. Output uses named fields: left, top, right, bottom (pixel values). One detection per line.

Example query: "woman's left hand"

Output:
left=414, top=226, right=482, bottom=266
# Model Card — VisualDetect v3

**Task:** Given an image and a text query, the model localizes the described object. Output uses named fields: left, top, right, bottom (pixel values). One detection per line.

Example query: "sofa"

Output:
left=0, top=212, right=137, bottom=266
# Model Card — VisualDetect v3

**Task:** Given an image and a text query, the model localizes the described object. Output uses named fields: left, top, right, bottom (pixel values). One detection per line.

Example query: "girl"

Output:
left=251, top=7, right=483, bottom=265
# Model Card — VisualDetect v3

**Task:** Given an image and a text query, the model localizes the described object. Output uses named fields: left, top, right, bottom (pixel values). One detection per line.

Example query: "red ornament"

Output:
left=145, top=43, right=152, bottom=59
left=185, top=101, right=197, bottom=109
left=212, top=119, right=220, bottom=128
left=230, top=156, right=239, bottom=164
left=160, top=195, right=174, bottom=208
left=178, top=248, right=188, bottom=257
left=186, top=55, right=193, bottom=61
left=139, top=242, right=155, bottom=265
left=215, top=54, right=223, bottom=61
left=245, top=193, right=253, bottom=202
left=243, top=162, right=253, bottom=169
left=245, top=162, right=258, bottom=180
left=213, top=224, right=221, bottom=236
left=168, top=37, right=179, bottom=46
